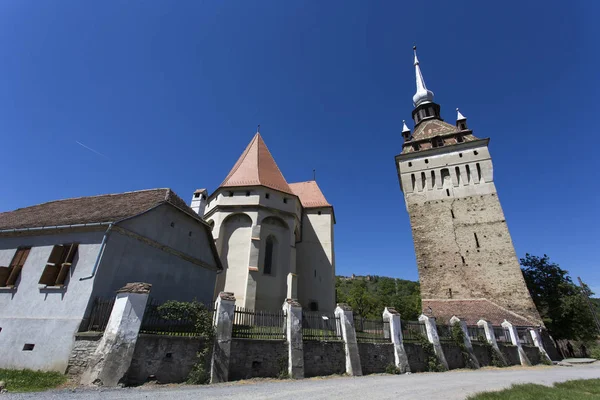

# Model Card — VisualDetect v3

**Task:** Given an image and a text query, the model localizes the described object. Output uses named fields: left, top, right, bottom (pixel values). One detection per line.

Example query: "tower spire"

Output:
left=412, top=46, right=434, bottom=107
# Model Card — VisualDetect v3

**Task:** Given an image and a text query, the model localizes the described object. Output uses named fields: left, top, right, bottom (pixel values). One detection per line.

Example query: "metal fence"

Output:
left=355, top=317, right=391, bottom=343
left=82, top=297, right=115, bottom=332
left=466, top=325, right=487, bottom=342
left=232, top=307, right=286, bottom=340
left=516, top=327, right=534, bottom=346
left=139, top=299, right=215, bottom=336
left=401, top=320, right=426, bottom=342
left=302, top=311, right=342, bottom=341
left=436, top=324, right=453, bottom=341
left=493, top=326, right=512, bottom=343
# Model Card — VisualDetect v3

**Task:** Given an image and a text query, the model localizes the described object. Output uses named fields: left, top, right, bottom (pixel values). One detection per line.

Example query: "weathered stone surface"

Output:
left=229, top=339, right=287, bottom=380
left=498, top=344, right=520, bottom=366
left=357, top=343, right=395, bottom=374
left=117, top=282, right=152, bottom=294
left=441, top=343, right=465, bottom=370
left=283, top=299, right=304, bottom=378
left=210, top=293, right=236, bottom=383
left=127, top=335, right=207, bottom=385
left=472, top=343, right=492, bottom=367
left=523, top=346, right=542, bottom=365
left=383, top=308, right=410, bottom=373
left=404, top=343, right=427, bottom=372
left=419, top=314, right=448, bottom=370
left=335, top=305, right=362, bottom=376
left=66, top=333, right=102, bottom=379
left=303, top=341, right=345, bottom=377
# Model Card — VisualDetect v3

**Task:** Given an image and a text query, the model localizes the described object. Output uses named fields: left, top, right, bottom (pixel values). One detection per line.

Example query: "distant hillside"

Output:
left=335, top=275, right=421, bottom=320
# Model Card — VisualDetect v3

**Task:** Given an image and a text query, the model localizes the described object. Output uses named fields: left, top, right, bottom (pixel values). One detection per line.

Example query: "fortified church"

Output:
left=190, top=132, right=336, bottom=312
left=395, top=47, right=543, bottom=326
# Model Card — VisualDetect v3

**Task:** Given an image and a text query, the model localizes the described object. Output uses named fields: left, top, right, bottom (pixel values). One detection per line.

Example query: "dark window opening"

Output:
left=448, top=288, right=453, bottom=299
left=246, top=191, right=250, bottom=197
left=166, top=353, right=173, bottom=358
left=23, top=344, right=34, bottom=351
left=309, top=301, right=318, bottom=311
left=432, top=137, right=444, bottom=148
left=474, top=151, right=479, bottom=155
left=39, top=244, right=79, bottom=287
left=265, top=193, right=270, bottom=199
left=455, top=166, right=461, bottom=185
left=408, top=162, right=412, bottom=167
left=201, top=194, right=206, bottom=200
left=459, top=153, right=463, bottom=158
left=194, top=193, right=200, bottom=198
left=412, top=143, right=419, bottom=151
left=476, top=163, right=482, bottom=182
left=314, top=269, right=317, bottom=278
left=451, top=209, right=455, bottom=219
left=170, top=222, right=175, bottom=227
left=446, top=189, right=450, bottom=197
left=474, top=233, right=480, bottom=248
left=0, top=247, right=31, bottom=288
left=466, top=165, right=471, bottom=183
left=431, top=171, right=436, bottom=188
left=425, top=159, right=429, bottom=164
left=425, top=108, right=431, bottom=117
left=421, top=172, right=426, bottom=190
left=460, top=123, right=467, bottom=130
left=283, top=198, right=288, bottom=204
left=317, top=211, right=322, bottom=215
left=411, top=174, right=416, bottom=191
left=457, top=135, right=464, bottom=143
left=188, top=231, right=192, bottom=237
left=264, top=236, right=275, bottom=275
left=228, top=191, right=234, bottom=197
left=461, top=256, right=466, bottom=265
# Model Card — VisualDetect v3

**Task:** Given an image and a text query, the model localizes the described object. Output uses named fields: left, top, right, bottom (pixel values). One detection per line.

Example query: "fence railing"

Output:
left=232, top=307, right=286, bottom=340
left=355, top=317, right=391, bottom=343
left=82, top=297, right=115, bottom=332
left=302, top=311, right=342, bottom=341
left=516, top=327, right=534, bottom=346
left=493, top=326, right=512, bottom=343
left=401, top=320, right=426, bottom=342
left=467, top=325, right=487, bottom=342
left=139, top=299, right=215, bottom=336
left=436, top=324, right=453, bottom=341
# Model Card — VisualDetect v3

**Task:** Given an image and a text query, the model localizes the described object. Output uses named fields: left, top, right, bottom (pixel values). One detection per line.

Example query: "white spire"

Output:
left=402, top=120, right=410, bottom=133
left=412, top=46, right=434, bottom=107
left=456, top=108, right=466, bottom=121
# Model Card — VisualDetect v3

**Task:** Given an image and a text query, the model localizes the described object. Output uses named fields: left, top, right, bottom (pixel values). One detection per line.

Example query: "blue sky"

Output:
left=1, top=1, right=598, bottom=294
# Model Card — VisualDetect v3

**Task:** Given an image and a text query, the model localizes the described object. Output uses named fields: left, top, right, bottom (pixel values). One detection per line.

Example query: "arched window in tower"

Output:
left=264, top=236, right=276, bottom=275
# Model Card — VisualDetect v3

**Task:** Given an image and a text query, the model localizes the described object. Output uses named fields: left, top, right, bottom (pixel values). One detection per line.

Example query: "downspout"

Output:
left=79, top=223, right=113, bottom=281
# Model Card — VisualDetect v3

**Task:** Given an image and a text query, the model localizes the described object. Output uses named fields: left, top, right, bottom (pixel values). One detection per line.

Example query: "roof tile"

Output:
left=289, top=181, right=332, bottom=208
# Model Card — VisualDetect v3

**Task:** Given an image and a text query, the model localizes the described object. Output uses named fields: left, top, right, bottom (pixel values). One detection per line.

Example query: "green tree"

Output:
left=520, top=254, right=596, bottom=341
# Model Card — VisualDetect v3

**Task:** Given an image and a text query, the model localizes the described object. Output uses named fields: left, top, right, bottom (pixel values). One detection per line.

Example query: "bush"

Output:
left=417, top=334, right=446, bottom=372
left=385, top=363, right=401, bottom=374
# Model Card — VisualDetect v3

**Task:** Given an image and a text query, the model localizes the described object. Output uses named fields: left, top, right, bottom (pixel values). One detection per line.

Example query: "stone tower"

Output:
left=395, top=48, right=542, bottom=326
left=193, top=130, right=336, bottom=312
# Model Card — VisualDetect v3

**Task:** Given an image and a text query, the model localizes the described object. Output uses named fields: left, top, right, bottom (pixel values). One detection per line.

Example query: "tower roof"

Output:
left=412, top=46, right=435, bottom=107
left=289, top=181, right=332, bottom=208
left=220, top=132, right=294, bottom=195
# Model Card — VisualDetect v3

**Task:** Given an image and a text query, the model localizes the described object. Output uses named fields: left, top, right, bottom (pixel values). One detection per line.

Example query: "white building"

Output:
left=0, top=188, right=222, bottom=372
left=192, top=132, right=336, bottom=312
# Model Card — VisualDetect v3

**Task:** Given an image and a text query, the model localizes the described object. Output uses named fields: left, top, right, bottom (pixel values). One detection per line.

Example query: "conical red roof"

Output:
left=220, top=133, right=294, bottom=195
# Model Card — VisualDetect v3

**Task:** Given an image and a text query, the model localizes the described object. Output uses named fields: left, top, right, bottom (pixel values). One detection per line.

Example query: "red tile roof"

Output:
left=289, top=181, right=332, bottom=208
left=422, top=298, right=536, bottom=326
left=0, top=188, right=199, bottom=230
left=220, top=133, right=294, bottom=195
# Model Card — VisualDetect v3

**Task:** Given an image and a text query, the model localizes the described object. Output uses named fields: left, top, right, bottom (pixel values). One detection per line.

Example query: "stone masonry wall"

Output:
left=404, top=343, right=427, bottom=372
left=498, top=344, right=520, bottom=366
left=472, top=343, right=492, bottom=367
left=408, top=193, right=541, bottom=325
left=523, top=345, right=542, bottom=365
left=357, top=343, right=395, bottom=374
left=303, top=341, right=345, bottom=377
left=441, top=343, right=465, bottom=370
left=229, top=339, right=287, bottom=381
left=127, top=334, right=207, bottom=385
left=65, top=333, right=102, bottom=380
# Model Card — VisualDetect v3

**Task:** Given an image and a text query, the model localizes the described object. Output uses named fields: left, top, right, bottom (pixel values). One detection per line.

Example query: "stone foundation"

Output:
left=498, top=344, right=520, bottom=366
left=404, top=343, right=427, bottom=372
left=65, top=333, right=102, bottom=379
left=303, top=341, right=345, bottom=377
left=357, top=343, right=395, bottom=374
left=229, top=339, right=287, bottom=380
left=441, top=343, right=466, bottom=370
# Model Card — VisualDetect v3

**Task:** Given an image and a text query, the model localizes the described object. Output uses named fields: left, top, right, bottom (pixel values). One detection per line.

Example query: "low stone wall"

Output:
left=127, top=334, right=206, bottom=385
left=303, top=341, right=345, bottom=377
left=523, top=345, right=541, bottom=365
left=472, top=343, right=492, bottom=367
left=229, top=339, right=287, bottom=381
left=498, top=344, right=520, bottom=366
left=357, top=342, right=394, bottom=374
left=404, top=343, right=427, bottom=372
left=65, top=333, right=102, bottom=379
left=441, top=343, right=465, bottom=370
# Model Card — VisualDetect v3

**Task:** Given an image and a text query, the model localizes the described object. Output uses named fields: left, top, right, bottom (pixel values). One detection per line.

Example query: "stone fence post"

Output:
left=335, top=304, right=362, bottom=376
left=449, top=316, right=480, bottom=369
left=418, top=314, right=449, bottom=370
left=501, top=320, right=531, bottom=366
left=210, top=292, right=236, bottom=383
left=81, top=282, right=151, bottom=386
left=382, top=307, right=410, bottom=373
left=529, top=327, right=551, bottom=363
left=477, top=319, right=507, bottom=365
left=282, top=299, right=304, bottom=379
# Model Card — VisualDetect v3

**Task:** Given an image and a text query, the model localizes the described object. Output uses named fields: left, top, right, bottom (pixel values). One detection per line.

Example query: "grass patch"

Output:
left=467, top=378, right=600, bottom=399
left=0, top=369, right=66, bottom=392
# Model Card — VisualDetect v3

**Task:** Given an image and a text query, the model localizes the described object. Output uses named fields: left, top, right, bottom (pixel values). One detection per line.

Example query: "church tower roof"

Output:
left=412, top=46, right=435, bottom=107
left=219, top=131, right=294, bottom=195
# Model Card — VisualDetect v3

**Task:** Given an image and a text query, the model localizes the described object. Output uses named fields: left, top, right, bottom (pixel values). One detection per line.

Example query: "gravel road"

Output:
left=5, top=363, right=600, bottom=400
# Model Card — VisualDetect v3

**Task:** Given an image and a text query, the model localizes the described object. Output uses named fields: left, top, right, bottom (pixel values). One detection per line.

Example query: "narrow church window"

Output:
left=476, top=163, right=482, bottom=182
left=264, top=236, right=275, bottom=275
left=314, top=269, right=317, bottom=278
left=411, top=174, right=416, bottom=191
left=457, top=135, right=464, bottom=143
left=446, top=189, right=450, bottom=197
left=283, top=198, right=288, bottom=204
left=455, top=166, right=461, bottom=185
left=451, top=209, right=455, bottom=219
left=421, top=172, right=426, bottom=190
left=466, top=165, right=471, bottom=183
left=441, top=168, right=450, bottom=181
left=424, top=159, right=429, bottom=164
left=448, top=288, right=453, bottom=299
left=431, top=171, right=436, bottom=188
left=202, top=194, right=206, bottom=200
left=425, top=108, right=431, bottom=117
left=461, top=256, right=465, bottom=265
left=432, top=137, right=443, bottom=148
left=474, top=233, right=480, bottom=248
left=474, top=151, right=479, bottom=155
left=265, top=193, right=270, bottom=199
left=194, top=192, right=200, bottom=198
left=246, top=191, right=250, bottom=197
left=309, top=301, right=318, bottom=311
left=408, top=162, right=412, bottom=167
left=228, top=191, right=234, bottom=197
